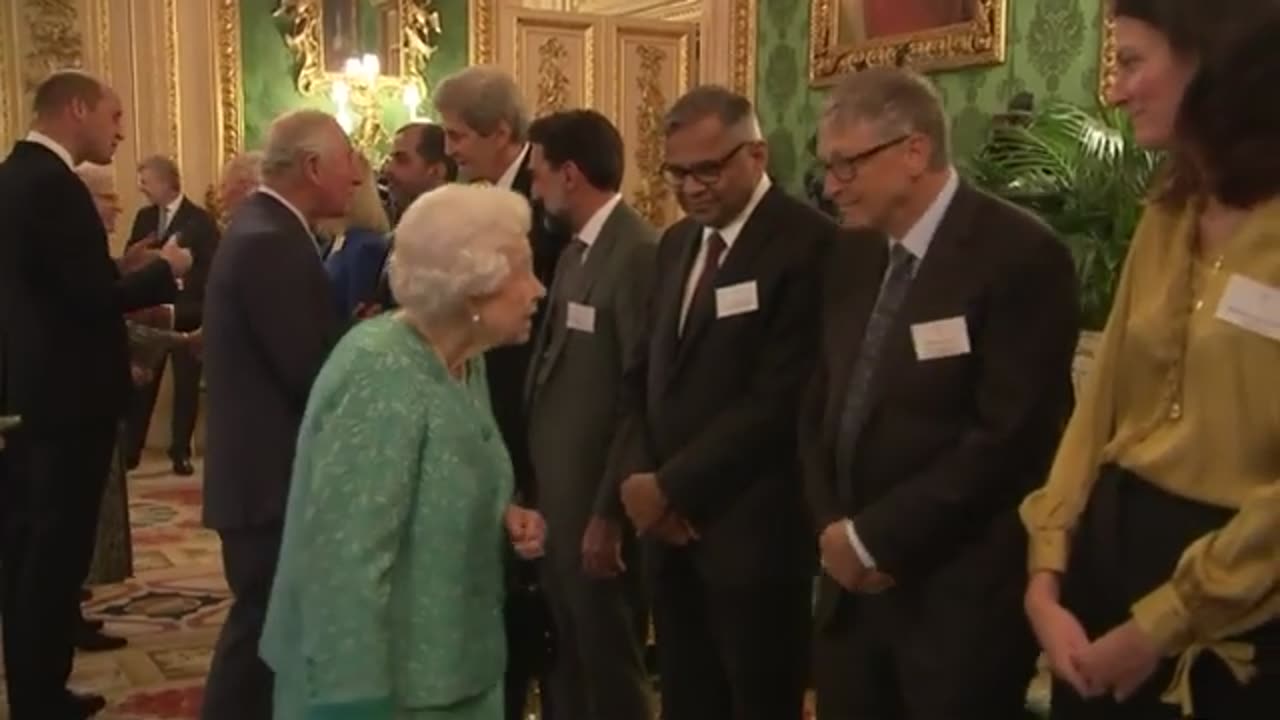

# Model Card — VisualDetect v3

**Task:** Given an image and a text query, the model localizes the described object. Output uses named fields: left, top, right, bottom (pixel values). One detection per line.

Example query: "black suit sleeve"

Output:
left=800, top=339, right=841, bottom=535
left=657, top=223, right=830, bottom=520
left=853, top=234, right=1079, bottom=579
left=128, top=207, right=152, bottom=247
left=594, top=238, right=658, bottom=520
left=117, top=259, right=180, bottom=313
left=237, top=230, right=341, bottom=412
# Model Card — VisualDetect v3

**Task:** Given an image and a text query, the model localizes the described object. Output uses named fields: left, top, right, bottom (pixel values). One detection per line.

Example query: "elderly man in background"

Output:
left=122, top=154, right=218, bottom=476
left=262, top=183, right=548, bottom=720
left=216, top=150, right=262, bottom=224
left=434, top=64, right=569, bottom=720
left=200, top=109, right=359, bottom=720
left=0, top=70, right=190, bottom=720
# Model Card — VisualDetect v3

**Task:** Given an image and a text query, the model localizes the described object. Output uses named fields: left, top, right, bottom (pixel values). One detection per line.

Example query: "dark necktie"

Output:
left=548, top=238, right=588, bottom=332
left=835, top=243, right=917, bottom=495
left=682, top=231, right=726, bottom=338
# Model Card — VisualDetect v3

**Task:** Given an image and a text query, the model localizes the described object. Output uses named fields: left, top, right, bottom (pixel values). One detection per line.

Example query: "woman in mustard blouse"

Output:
left=1021, top=1, right=1280, bottom=718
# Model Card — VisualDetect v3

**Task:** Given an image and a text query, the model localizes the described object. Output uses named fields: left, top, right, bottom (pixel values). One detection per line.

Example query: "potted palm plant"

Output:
left=966, top=102, right=1159, bottom=324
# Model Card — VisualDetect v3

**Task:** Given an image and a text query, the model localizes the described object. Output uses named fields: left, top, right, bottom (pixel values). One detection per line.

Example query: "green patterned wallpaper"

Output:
left=239, top=0, right=469, bottom=151
left=755, top=0, right=1107, bottom=193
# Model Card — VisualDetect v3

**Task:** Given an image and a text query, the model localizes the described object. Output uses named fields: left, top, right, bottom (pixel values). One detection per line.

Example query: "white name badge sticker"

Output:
left=715, top=281, right=759, bottom=319
left=566, top=302, right=596, bottom=333
left=1216, top=274, right=1280, bottom=342
left=910, top=316, right=971, bottom=361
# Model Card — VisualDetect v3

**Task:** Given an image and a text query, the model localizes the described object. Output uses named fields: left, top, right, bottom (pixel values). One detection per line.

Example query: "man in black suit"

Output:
left=524, top=110, right=657, bottom=720
left=200, top=109, right=359, bottom=720
left=804, top=67, right=1079, bottom=719
left=613, top=85, right=837, bottom=720
left=0, top=70, right=191, bottom=720
left=434, top=65, right=569, bottom=720
left=123, top=155, right=218, bottom=475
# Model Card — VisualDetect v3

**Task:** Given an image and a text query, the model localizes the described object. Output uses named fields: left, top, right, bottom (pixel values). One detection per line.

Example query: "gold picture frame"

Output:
left=1099, top=1, right=1117, bottom=102
left=808, top=0, right=1008, bottom=85
left=215, top=0, right=243, bottom=169
left=273, top=0, right=442, bottom=97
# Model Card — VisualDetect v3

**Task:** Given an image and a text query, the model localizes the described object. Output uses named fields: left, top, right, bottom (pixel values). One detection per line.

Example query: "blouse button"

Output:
left=1168, top=402, right=1183, bottom=420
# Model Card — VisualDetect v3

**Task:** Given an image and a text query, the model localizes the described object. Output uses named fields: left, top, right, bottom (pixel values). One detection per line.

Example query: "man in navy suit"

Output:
left=0, top=70, right=191, bottom=720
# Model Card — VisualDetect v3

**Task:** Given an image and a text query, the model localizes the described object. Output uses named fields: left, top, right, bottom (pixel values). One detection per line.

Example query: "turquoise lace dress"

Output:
left=261, top=314, right=512, bottom=720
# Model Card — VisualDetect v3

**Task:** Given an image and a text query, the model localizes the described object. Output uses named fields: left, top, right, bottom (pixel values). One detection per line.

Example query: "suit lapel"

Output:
left=669, top=187, right=782, bottom=380
left=652, top=222, right=700, bottom=386
left=862, top=181, right=979, bottom=415
left=827, top=234, right=889, bottom=425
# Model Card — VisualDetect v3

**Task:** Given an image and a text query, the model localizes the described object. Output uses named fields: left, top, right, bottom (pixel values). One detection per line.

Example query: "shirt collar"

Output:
left=890, top=168, right=958, bottom=261
left=576, top=193, right=623, bottom=250
left=256, top=185, right=316, bottom=244
left=702, top=173, right=772, bottom=250
left=162, top=194, right=183, bottom=219
left=497, top=143, right=530, bottom=190
left=24, top=130, right=74, bottom=170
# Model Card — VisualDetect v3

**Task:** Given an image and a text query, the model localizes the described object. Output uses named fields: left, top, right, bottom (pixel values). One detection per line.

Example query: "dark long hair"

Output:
left=1111, top=0, right=1280, bottom=206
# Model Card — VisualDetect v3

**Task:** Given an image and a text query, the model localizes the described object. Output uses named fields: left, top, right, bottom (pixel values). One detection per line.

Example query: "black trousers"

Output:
left=201, top=526, right=282, bottom=720
left=650, top=551, right=811, bottom=720
left=1052, top=465, right=1280, bottom=720
left=504, top=557, right=556, bottom=720
left=1, top=421, right=116, bottom=719
left=125, top=347, right=201, bottom=464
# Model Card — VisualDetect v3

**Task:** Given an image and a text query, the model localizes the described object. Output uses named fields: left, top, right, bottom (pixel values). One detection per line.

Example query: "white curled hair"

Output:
left=389, top=184, right=532, bottom=323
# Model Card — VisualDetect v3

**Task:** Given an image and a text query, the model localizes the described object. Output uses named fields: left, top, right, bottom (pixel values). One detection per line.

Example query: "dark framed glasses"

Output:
left=818, top=134, right=911, bottom=182
left=661, top=142, right=748, bottom=186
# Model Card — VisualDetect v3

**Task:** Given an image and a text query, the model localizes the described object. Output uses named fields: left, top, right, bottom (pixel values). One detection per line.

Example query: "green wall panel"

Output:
left=239, top=0, right=470, bottom=152
left=755, top=0, right=1106, bottom=193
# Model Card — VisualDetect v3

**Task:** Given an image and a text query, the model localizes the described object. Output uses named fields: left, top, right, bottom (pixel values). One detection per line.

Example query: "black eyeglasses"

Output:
left=818, top=134, right=911, bottom=182
left=661, top=142, right=748, bottom=187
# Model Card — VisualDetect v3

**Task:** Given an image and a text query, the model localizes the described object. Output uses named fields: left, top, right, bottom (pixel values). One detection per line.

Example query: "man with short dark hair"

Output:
left=524, top=109, right=656, bottom=720
left=385, top=121, right=456, bottom=216
left=611, top=85, right=837, bottom=720
left=0, top=69, right=191, bottom=720
left=123, top=155, right=218, bottom=476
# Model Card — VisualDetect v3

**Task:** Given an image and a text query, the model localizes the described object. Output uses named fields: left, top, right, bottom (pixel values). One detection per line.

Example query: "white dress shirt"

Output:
left=678, top=174, right=772, bottom=334
left=497, top=144, right=531, bottom=190
left=24, top=130, right=74, bottom=170
left=573, top=192, right=623, bottom=262
left=846, top=167, right=960, bottom=570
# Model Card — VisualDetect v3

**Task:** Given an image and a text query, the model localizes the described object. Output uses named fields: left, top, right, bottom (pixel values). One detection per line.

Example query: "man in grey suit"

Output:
left=524, top=110, right=657, bottom=720
left=200, top=110, right=359, bottom=720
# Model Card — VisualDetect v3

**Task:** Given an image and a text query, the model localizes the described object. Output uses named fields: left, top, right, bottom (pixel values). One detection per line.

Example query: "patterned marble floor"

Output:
left=0, top=456, right=225, bottom=720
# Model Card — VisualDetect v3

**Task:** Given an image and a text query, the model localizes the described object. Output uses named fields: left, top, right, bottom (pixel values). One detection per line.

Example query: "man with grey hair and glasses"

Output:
left=434, top=64, right=568, bottom=720
left=200, top=108, right=359, bottom=720
left=610, top=84, right=837, bottom=720
left=801, top=66, right=1079, bottom=718
left=122, top=154, right=218, bottom=476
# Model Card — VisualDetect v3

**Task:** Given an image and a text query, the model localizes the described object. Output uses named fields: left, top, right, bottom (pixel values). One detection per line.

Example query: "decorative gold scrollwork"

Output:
left=535, top=37, right=571, bottom=116
left=632, top=44, right=670, bottom=228
left=22, top=0, right=84, bottom=94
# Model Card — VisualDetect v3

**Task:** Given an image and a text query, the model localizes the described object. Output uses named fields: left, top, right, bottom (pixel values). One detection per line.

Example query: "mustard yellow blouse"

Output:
left=1020, top=196, right=1280, bottom=711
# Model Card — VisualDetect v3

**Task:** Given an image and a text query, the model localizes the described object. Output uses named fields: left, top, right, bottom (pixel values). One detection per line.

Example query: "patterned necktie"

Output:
left=835, top=243, right=917, bottom=495
left=681, top=231, right=726, bottom=338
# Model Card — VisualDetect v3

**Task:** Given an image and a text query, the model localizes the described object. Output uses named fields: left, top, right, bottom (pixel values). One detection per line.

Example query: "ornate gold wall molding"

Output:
left=164, top=0, right=181, bottom=159
left=631, top=43, right=670, bottom=226
left=535, top=37, right=572, bottom=115
left=215, top=0, right=243, bottom=168
left=470, top=0, right=757, bottom=100
left=22, top=0, right=84, bottom=94
left=0, top=1, right=17, bottom=145
left=1099, top=2, right=1116, bottom=102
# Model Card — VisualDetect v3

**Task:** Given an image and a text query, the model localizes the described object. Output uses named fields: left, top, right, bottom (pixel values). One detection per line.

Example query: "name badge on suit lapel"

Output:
left=911, top=316, right=971, bottom=361
left=1216, top=274, right=1280, bottom=342
left=715, top=281, right=759, bottom=319
left=567, top=302, right=596, bottom=333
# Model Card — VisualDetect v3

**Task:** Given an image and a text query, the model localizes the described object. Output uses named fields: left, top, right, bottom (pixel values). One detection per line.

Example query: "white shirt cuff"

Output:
left=844, top=519, right=877, bottom=569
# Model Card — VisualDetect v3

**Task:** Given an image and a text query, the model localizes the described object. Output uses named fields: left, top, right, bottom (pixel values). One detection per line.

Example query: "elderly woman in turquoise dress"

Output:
left=260, top=183, right=549, bottom=720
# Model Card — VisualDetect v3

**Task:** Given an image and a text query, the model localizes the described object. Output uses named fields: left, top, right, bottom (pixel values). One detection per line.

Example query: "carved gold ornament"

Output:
left=808, top=0, right=1008, bottom=84
left=215, top=0, right=244, bottom=169
left=22, top=0, right=84, bottom=94
left=1099, top=1, right=1116, bottom=103
left=632, top=44, right=671, bottom=228
left=535, top=37, right=571, bottom=116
